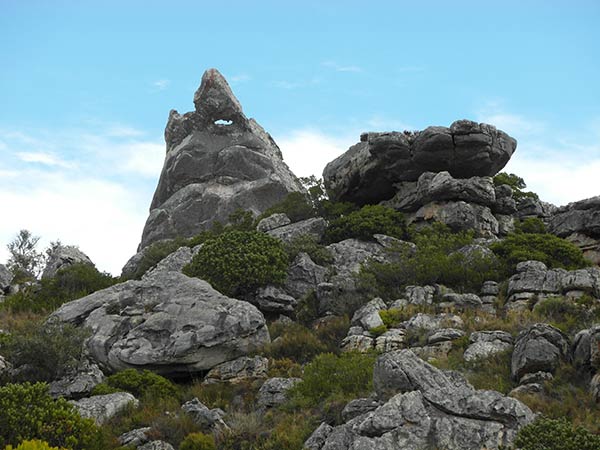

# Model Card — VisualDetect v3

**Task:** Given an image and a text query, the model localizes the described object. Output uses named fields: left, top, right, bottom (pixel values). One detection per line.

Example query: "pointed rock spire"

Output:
left=193, top=68, right=245, bottom=124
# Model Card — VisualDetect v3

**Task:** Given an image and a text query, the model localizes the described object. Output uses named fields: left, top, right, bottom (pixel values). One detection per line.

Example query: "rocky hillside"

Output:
left=1, top=69, right=600, bottom=450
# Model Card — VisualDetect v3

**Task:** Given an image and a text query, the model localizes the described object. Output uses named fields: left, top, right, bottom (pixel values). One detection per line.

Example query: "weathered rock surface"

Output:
left=511, top=323, right=570, bottom=381
left=139, top=441, right=175, bottom=450
left=572, top=325, right=600, bottom=371
left=351, top=298, right=386, bottom=330
left=49, top=361, right=105, bottom=399
left=463, top=331, right=513, bottom=362
left=284, top=252, right=328, bottom=299
left=144, top=245, right=202, bottom=278
left=266, top=217, right=327, bottom=244
left=50, top=270, right=270, bottom=376
left=549, top=196, right=600, bottom=264
left=70, top=392, right=138, bottom=425
left=408, top=201, right=499, bottom=237
left=251, top=285, right=297, bottom=313
left=323, top=120, right=516, bottom=205
left=257, top=377, right=302, bottom=409
left=181, top=397, right=228, bottom=431
left=138, top=68, right=304, bottom=250
left=0, top=263, right=13, bottom=293
left=204, top=356, right=269, bottom=383
left=119, top=427, right=151, bottom=447
left=42, top=245, right=93, bottom=279
left=256, top=213, right=291, bottom=232
left=307, top=349, right=533, bottom=450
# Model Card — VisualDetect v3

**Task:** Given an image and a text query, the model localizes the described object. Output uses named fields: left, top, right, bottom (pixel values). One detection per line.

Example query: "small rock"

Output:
left=204, top=356, right=269, bottom=383
left=341, top=334, right=374, bottom=352
left=181, top=397, right=228, bottom=431
left=267, top=217, right=327, bottom=244
left=118, top=427, right=152, bottom=447
left=257, top=377, right=301, bottom=409
left=138, top=441, right=175, bottom=450
left=519, top=371, right=553, bottom=386
left=70, top=392, right=138, bottom=425
left=427, top=328, right=465, bottom=345
left=49, top=361, right=105, bottom=399
left=351, top=298, right=386, bottom=330
left=42, top=245, right=94, bottom=279
left=341, top=397, right=380, bottom=422
left=256, top=213, right=291, bottom=232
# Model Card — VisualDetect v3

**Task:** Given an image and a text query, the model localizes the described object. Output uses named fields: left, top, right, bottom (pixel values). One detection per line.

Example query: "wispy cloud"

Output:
left=322, top=61, right=363, bottom=73
left=152, top=79, right=170, bottom=91
left=16, top=151, right=76, bottom=169
left=476, top=102, right=545, bottom=136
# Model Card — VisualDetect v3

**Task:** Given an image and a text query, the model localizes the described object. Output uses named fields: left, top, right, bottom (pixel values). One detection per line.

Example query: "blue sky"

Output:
left=1, top=0, right=599, bottom=274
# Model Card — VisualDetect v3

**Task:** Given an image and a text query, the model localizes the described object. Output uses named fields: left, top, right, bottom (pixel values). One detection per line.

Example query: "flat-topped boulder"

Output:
left=323, top=120, right=517, bottom=205
left=139, top=68, right=304, bottom=250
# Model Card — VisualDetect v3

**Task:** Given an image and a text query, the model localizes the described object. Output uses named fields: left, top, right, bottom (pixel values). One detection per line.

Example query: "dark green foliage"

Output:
left=0, top=382, right=102, bottom=449
left=493, top=172, right=539, bottom=201
left=533, top=296, right=600, bottom=335
left=2, top=321, right=89, bottom=382
left=259, top=192, right=316, bottom=223
left=325, top=205, right=407, bottom=243
left=183, top=231, right=288, bottom=297
left=6, top=229, right=44, bottom=279
left=1, top=263, right=116, bottom=314
left=284, top=234, right=333, bottom=266
left=289, top=352, right=376, bottom=408
left=516, top=217, right=547, bottom=234
left=490, top=232, right=588, bottom=274
left=514, top=417, right=600, bottom=450
left=128, top=238, right=187, bottom=280
left=358, top=224, right=501, bottom=299
left=92, top=369, right=179, bottom=400
left=264, top=322, right=328, bottom=363
left=179, top=432, right=216, bottom=450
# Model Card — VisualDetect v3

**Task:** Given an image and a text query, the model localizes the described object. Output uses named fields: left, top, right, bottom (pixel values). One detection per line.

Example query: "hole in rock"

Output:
left=214, top=119, right=233, bottom=126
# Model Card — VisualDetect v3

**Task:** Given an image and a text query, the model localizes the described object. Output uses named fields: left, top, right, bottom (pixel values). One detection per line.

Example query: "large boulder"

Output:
left=49, top=270, right=270, bottom=376
left=42, top=245, right=94, bottom=279
left=138, top=68, right=304, bottom=250
left=549, top=196, right=600, bottom=264
left=307, top=349, right=534, bottom=450
left=323, top=120, right=516, bottom=205
left=70, top=392, right=138, bottom=425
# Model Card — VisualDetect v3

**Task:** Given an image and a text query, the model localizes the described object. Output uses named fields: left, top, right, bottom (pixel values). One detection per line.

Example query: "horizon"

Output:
left=1, top=0, right=599, bottom=275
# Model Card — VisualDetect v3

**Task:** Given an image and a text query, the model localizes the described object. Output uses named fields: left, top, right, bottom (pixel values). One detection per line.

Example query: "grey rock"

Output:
left=144, top=245, right=202, bottom=278
left=572, top=325, right=600, bottom=371
left=49, top=361, right=105, bottom=399
left=138, top=441, right=175, bottom=450
left=441, top=293, right=483, bottom=309
left=403, top=313, right=464, bottom=332
left=0, top=264, right=13, bottom=292
left=427, top=328, right=465, bottom=345
left=323, top=120, right=516, bottom=205
left=266, top=217, right=327, bottom=244
left=481, top=280, right=500, bottom=296
left=549, top=195, right=600, bottom=237
left=256, top=213, right=291, bottom=232
left=70, top=392, right=138, bottom=425
left=0, top=354, right=11, bottom=376
left=509, top=383, right=544, bottom=397
left=373, top=234, right=417, bottom=254
left=591, top=373, right=600, bottom=402
left=119, top=427, right=151, bottom=447
left=284, top=252, right=328, bottom=299
left=139, top=69, right=304, bottom=249
left=410, top=341, right=454, bottom=361
left=204, top=356, right=269, bottom=383
left=251, top=285, right=297, bottom=313
left=257, top=377, right=301, bottom=409
left=375, top=328, right=406, bottom=353
left=341, top=397, right=381, bottom=422
left=408, top=201, right=499, bottom=237
left=181, top=397, right=228, bottom=430
left=405, top=285, right=435, bottom=306
left=516, top=197, right=557, bottom=219
left=519, top=371, right=553, bottom=385
left=341, top=334, right=375, bottom=352
left=42, top=245, right=93, bottom=279
left=511, top=323, right=570, bottom=380
left=304, top=422, right=333, bottom=450
left=351, top=298, right=386, bottom=330
left=496, top=214, right=516, bottom=235
left=50, top=271, right=270, bottom=376
left=463, top=331, right=513, bottom=362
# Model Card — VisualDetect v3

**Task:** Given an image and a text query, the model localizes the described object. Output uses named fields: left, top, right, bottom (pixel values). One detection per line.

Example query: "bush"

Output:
left=493, top=172, right=539, bottom=201
left=92, top=369, right=179, bottom=400
left=259, top=192, right=316, bottom=223
left=2, top=321, right=89, bottom=382
left=1, top=263, right=116, bottom=313
left=514, top=417, right=600, bottom=450
left=325, top=205, right=407, bottom=243
left=128, top=238, right=187, bottom=280
left=516, top=217, right=547, bottom=234
left=179, top=432, right=216, bottom=450
left=533, top=296, right=600, bottom=335
left=0, top=382, right=102, bottom=450
left=3, top=440, right=66, bottom=450
left=491, top=232, right=589, bottom=274
left=264, top=322, right=328, bottom=363
left=183, top=231, right=288, bottom=297
left=284, top=234, right=333, bottom=266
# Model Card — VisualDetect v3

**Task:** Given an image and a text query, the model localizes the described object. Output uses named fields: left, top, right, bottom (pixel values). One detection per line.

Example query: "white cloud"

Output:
left=17, top=151, right=75, bottom=168
left=121, top=141, right=165, bottom=177
left=152, top=79, right=170, bottom=90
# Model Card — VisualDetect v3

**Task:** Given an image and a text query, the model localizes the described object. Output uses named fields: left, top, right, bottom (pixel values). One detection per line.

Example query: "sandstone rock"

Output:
left=405, top=285, right=435, bottom=305
left=70, top=392, right=138, bottom=425
left=256, top=213, right=291, bottom=232
left=308, top=349, right=533, bottom=450
left=509, top=383, right=544, bottom=397
left=181, top=397, right=228, bottom=431
left=143, top=245, right=202, bottom=278
left=257, top=377, right=301, bottom=409
left=50, top=271, right=270, bottom=376
left=516, top=197, right=557, bottom=219
left=410, top=341, right=454, bottom=361
left=341, top=397, right=381, bottom=422
left=519, top=371, right=553, bottom=385
left=351, top=298, right=386, bottom=330
left=42, top=245, right=93, bottom=279
left=408, top=201, right=499, bottom=237
left=266, top=217, right=327, bottom=244
left=139, top=441, right=175, bottom=450
left=375, top=328, right=406, bottom=353
left=284, top=252, right=328, bottom=299
left=139, top=69, right=304, bottom=249
left=119, top=427, right=151, bottom=447
left=49, top=361, right=105, bottom=399
left=481, top=280, right=500, bottom=296
left=591, top=373, right=600, bottom=402
left=427, top=328, right=465, bottom=345
left=403, top=313, right=464, bottom=332
left=251, top=285, right=297, bottom=313
left=204, top=356, right=269, bottom=383
left=549, top=196, right=600, bottom=241
left=304, top=422, right=333, bottom=450
left=463, top=331, right=513, bottom=363
left=511, top=323, right=570, bottom=380
left=572, top=325, right=600, bottom=371
left=323, top=120, right=516, bottom=205
left=441, top=293, right=483, bottom=309
left=341, top=334, right=375, bottom=352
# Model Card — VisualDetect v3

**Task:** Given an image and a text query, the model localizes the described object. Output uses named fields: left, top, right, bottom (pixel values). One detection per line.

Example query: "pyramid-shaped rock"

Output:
left=139, top=69, right=304, bottom=250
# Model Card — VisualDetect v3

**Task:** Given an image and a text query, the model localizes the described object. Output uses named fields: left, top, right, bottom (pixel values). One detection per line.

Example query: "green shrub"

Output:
left=3, top=440, right=66, bottom=450
left=264, top=322, right=328, bottom=363
left=92, top=369, right=179, bottom=400
left=379, top=308, right=406, bottom=328
left=313, top=315, right=350, bottom=354
left=2, top=321, right=89, bottom=382
left=369, top=325, right=388, bottom=336
left=179, top=432, right=216, bottom=450
left=284, top=234, right=333, bottom=266
left=0, top=382, right=102, bottom=450
left=259, top=192, right=316, bottom=223
left=493, top=172, right=539, bottom=201
left=290, top=352, right=376, bottom=408
left=514, top=417, right=600, bottom=450
left=533, top=296, right=600, bottom=335
left=183, top=231, right=288, bottom=297
left=325, top=205, right=407, bottom=243
left=1, top=263, right=116, bottom=313
left=128, top=238, right=187, bottom=280
left=491, top=232, right=589, bottom=274
left=516, top=217, right=547, bottom=234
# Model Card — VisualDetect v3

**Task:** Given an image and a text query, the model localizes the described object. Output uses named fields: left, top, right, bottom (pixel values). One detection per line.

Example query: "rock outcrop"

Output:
left=50, top=270, right=270, bottom=376
left=42, top=245, right=94, bottom=279
left=306, top=350, right=534, bottom=450
left=324, top=120, right=516, bottom=205
left=549, top=196, right=600, bottom=264
left=70, top=392, right=138, bottom=425
left=138, top=68, right=304, bottom=250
